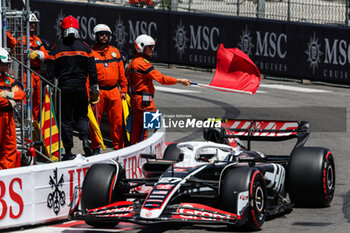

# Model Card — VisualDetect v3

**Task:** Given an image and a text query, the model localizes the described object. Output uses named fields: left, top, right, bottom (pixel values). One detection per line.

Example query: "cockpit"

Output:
left=195, top=147, right=219, bottom=163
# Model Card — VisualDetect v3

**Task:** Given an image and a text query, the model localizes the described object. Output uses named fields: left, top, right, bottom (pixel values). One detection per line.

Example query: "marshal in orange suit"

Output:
left=0, top=48, right=25, bottom=169
left=16, top=13, right=49, bottom=121
left=90, top=24, right=128, bottom=154
left=127, top=34, right=191, bottom=145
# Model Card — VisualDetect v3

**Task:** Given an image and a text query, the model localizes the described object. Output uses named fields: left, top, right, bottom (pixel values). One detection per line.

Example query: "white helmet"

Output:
left=196, top=148, right=218, bottom=163
left=93, top=24, right=112, bottom=42
left=134, top=34, right=155, bottom=53
left=29, top=13, right=39, bottom=23
left=0, top=48, right=12, bottom=64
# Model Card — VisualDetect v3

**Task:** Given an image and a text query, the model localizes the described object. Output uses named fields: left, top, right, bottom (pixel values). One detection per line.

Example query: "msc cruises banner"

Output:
left=12, top=0, right=350, bottom=84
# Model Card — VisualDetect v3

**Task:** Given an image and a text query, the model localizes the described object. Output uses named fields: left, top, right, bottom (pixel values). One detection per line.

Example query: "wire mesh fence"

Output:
left=6, top=9, right=63, bottom=162
left=60, top=0, right=350, bottom=25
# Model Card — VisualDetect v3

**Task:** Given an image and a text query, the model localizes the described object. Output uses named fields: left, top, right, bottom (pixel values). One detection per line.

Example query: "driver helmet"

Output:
left=196, top=148, right=218, bottom=163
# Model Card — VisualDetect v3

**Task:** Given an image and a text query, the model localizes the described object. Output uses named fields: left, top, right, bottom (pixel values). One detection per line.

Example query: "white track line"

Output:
left=260, top=84, right=331, bottom=93
left=156, top=84, right=329, bottom=94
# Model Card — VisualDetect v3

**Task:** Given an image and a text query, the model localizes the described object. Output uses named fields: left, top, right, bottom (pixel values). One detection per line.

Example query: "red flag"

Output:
left=206, top=44, right=261, bottom=95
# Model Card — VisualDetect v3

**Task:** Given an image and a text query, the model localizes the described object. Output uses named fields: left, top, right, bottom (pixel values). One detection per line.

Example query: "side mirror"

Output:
left=140, top=153, right=156, bottom=160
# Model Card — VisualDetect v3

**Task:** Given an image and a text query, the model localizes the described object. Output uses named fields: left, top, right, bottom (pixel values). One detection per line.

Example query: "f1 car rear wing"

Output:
left=203, top=119, right=310, bottom=150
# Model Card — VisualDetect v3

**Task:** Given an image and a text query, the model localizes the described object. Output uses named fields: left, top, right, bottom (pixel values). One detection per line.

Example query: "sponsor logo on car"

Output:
left=144, top=204, right=160, bottom=207
left=175, top=203, right=236, bottom=221
left=145, top=211, right=153, bottom=217
left=149, top=195, right=165, bottom=199
left=147, top=199, right=164, bottom=202
left=239, top=194, right=249, bottom=201
left=152, top=190, right=168, bottom=195
left=174, top=168, right=187, bottom=172
left=156, top=184, right=174, bottom=190
left=158, top=177, right=182, bottom=183
left=98, top=206, right=133, bottom=217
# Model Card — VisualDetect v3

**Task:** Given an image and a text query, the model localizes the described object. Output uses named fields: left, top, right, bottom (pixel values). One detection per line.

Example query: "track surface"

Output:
left=8, top=65, right=350, bottom=232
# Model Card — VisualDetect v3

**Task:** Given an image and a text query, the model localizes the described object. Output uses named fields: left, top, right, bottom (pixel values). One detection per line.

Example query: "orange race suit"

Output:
left=126, top=54, right=176, bottom=144
left=16, top=35, right=49, bottom=121
left=6, top=31, right=16, bottom=52
left=91, top=44, right=128, bottom=150
left=0, top=73, right=25, bottom=169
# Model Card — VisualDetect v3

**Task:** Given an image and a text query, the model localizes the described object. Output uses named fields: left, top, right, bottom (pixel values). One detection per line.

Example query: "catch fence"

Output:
left=61, top=0, right=350, bottom=25
left=5, top=2, right=63, bottom=163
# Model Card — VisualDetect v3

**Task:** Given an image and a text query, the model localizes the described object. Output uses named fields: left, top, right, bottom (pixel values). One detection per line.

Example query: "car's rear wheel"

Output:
left=221, top=167, right=266, bottom=230
left=81, top=163, right=125, bottom=228
left=287, top=147, right=335, bottom=207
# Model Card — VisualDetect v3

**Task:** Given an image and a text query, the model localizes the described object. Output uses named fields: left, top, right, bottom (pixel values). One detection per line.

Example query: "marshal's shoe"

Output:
left=83, top=139, right=92, bottom=157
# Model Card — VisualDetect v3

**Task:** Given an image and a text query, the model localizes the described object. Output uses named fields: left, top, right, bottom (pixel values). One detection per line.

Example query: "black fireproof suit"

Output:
left=46, top=37, right=98, bottom=150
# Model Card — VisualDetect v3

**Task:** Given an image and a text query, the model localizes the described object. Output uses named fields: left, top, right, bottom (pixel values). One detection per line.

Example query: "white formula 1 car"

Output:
left=69, top=119, right=335, bottom=229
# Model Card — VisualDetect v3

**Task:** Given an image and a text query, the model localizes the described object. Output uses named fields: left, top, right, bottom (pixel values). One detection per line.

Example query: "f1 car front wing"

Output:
left=69, top=200, right=239, bottom=225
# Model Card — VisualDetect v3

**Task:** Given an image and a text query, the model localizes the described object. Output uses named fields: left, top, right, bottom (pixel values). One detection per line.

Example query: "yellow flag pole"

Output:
left=87, top=105, right=105, bottom=151
left=122, top=94, right=131, bottom=143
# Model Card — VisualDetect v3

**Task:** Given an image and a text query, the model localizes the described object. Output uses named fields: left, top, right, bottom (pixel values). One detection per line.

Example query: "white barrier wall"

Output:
left=0, top=129, right=166, bottom=229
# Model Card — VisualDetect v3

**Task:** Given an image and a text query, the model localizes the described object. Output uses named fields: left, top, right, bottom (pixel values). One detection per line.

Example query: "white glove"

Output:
left=0, top=90, right=14, bottom=99
left=8, top=99, right=16, bottom=108
left=36, top=51, right=44, bottom=61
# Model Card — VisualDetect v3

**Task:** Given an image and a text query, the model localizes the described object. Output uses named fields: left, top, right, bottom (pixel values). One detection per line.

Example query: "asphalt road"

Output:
left=10, top=64, right=350, bottom=232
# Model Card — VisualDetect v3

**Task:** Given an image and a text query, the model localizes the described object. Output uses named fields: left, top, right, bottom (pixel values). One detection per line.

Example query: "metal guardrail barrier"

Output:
left=60, top=0, right=350, bottom=25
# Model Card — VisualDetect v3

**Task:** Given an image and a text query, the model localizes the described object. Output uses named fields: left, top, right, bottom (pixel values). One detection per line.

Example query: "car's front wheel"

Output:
left=81, top=163, right=125, bottom=228
left=221, top=167, right=266, bottom=230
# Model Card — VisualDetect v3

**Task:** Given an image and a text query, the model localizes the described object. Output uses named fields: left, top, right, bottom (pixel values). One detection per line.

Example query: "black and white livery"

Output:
left=69, top=119, right=335, bottom=229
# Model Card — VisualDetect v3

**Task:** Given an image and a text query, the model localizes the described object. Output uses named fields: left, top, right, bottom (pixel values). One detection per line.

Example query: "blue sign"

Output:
left=143, top=110, right=161, bottom=129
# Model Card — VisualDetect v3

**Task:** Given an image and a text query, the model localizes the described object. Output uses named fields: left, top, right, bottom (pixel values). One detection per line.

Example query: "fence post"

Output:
left=188, top=0, right=192, bottom=12
left=346, top=0, right=349, bottom=25
left=237, top=0, right=240, bottom=16
left=24, top=0, right=33, bottom=141
left=1, top=0, right=5, bottom=48
left=287, top=0, right=291, bottom=21
left=171, top=0, right=179, bottom=11
left=257, top=0, right=265, bottom=19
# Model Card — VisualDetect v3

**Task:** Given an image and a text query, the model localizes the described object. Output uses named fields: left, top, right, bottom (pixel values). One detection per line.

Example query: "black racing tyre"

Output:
left=163, top=143, right=181, bottom=161
left=81, top=163, right=125, bottom=228
left=221, top=167, right=266, bottom=230
left=287, top=147, right=335, bottom=207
